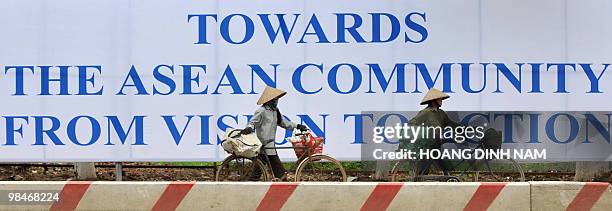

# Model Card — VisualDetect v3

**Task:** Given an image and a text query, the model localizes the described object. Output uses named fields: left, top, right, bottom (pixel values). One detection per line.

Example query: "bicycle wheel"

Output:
left=390, top=160, right=418, bottom=182
left=215, top=155, right=270, bottom=181
left=295, top=154, right=347, bottom=182
left=472, top=159, right=525, bottom=182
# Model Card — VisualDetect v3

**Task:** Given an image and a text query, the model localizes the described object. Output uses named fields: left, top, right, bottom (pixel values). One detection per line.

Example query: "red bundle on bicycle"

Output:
left=287, top=130, right=324, bottom=158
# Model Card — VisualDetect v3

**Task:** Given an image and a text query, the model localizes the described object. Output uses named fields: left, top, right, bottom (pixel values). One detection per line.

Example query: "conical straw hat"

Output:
left=420, top=88, right=449, bottom=105
left=257, top=86, right=287, bottom=105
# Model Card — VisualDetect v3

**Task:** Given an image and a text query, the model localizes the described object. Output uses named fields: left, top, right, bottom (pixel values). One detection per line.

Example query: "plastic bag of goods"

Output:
left=287, top=130, right=324, bottom=159
left=221, top=128, right=262, bottom=158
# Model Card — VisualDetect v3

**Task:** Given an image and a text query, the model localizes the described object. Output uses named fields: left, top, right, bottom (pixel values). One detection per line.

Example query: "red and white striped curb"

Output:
left=530, top=181, right=612, bottom=211
left=0, top=181, right=608, bottom=210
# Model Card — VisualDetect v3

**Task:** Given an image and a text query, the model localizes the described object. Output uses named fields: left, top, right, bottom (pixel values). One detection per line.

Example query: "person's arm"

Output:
left=278, top=113, right=297, bottom=130
left=243, top=108, right=264, bottom=134
left=442, top=111, right=461, bottom=128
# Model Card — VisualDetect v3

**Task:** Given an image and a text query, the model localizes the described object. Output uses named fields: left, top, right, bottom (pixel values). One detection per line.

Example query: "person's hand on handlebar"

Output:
left=240, top=127, right=253, bottom=135
left=296, top=124, right=308, bottom=132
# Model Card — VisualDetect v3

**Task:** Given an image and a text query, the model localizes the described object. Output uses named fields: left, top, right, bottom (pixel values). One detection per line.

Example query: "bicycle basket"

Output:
left=287, top=131, right=324, bottom=158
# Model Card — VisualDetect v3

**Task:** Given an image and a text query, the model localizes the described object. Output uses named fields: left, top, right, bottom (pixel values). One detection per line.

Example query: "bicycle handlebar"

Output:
left=294, top=129, right=310, bottom=136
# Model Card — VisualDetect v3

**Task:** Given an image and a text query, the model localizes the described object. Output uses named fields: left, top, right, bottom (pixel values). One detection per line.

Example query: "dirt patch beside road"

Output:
left=0, top=163, right=584, bottom=182
left=0, top=164, right=215, bottom=181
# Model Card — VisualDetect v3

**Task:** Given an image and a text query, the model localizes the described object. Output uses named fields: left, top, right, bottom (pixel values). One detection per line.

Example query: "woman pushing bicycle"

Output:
left=400, top=88, right=461, bottom=176
left=240, top=86, right=308, bottom=181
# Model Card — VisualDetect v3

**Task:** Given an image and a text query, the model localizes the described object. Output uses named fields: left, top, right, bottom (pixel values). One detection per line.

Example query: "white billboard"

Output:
left=0, top=0, right=611, bottom=161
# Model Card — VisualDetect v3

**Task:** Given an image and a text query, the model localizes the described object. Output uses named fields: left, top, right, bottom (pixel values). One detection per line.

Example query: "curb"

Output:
left=530, top=181, right=612, bottom=211
left=0, top=181, right=608, bottom=210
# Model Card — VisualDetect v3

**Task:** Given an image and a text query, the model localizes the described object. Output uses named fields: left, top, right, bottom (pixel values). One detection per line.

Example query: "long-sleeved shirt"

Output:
left=399, top=106, right=462, bottom=150
left=247, top=105, right=297, bottom=155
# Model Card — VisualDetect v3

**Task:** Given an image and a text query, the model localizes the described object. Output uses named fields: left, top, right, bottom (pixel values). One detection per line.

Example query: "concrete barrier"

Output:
left=530, top=181, right=612, bottom=211
left=0, top=181, right=607, bottom=210
left=388, top=182, right=530, bottom=211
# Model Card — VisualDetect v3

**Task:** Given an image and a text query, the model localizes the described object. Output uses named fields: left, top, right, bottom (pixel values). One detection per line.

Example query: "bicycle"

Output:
left=215, top=130, right=347, bottom=182
left=390, top=139, right=525, bottom=182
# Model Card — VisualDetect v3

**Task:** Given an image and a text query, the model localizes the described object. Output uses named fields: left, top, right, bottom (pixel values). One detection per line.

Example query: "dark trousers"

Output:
left=249, top=154, right=286, bottom=181
left=417, top=159, right=450, bottom=175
